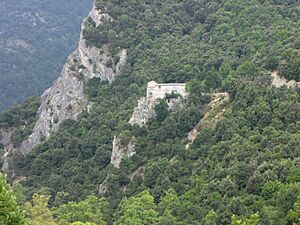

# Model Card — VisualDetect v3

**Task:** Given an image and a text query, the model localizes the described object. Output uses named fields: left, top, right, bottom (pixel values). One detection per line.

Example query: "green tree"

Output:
left=157, top=188, right=181, bottom=225
left=202, top=210, right=218, bottom=225
left=155, top=99, right=169, bottom=123
left=0, top=173, right=24, bottom=225
left=53, top=195, right=107, bottom=225
left=287, top=168, right=300, bottom=183
left=231, top=213, right=259, bottom=225
left=115, top=190, right=158, bottom=225
left=24, top=194, right=56, bottom=225
left=236, top=61, right=259, bottom=78
left=288, top=196, right=300, bottom=225
left=71, top=222, right=96, bottom=225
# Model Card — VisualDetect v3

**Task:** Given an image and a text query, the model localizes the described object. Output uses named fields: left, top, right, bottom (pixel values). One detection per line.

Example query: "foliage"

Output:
left=231, top=213, right=259, bottom=225
left=70, top=222, right=96, bottom=225
left=0, top=97, right=40, bottom=159
left=0, top=173, right=24, bottom=225
left=288, top=196, right=300, bottom=225
left=0, top=97, right=40, bottom=128
left=115, top=190, right=158, bottom=225
left=2, top=0, right=300, bottom=224
left=53, top=195, right=107, bottom=225
left=24, top=194, right=56, bottom=225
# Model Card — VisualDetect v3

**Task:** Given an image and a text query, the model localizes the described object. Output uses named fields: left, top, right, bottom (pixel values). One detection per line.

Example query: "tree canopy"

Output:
left=0, top=0, right=300, bottom=224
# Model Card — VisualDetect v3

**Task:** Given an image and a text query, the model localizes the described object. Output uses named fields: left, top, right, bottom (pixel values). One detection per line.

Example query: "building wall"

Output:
left=146, top=81, right=187, bottom=99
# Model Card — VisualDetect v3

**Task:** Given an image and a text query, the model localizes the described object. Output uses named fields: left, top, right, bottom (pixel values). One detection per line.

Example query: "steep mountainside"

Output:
left=0, top=0, right=92, bottom=111
left=0, top=0, right=300, bottom=224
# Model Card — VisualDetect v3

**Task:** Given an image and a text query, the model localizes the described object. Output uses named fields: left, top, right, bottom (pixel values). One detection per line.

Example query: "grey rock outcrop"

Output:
left=271, top=71, right=300, bottom=88
left=0, top=128, right=12, bottom=147
left=89, top=3, right=111, bottom=27
left=99, top=175, right=109, bottom=194
left=6, top=1, right=127, bottom=161
left=129, top=97, right=157, bottom=127
left=110, top=136, right=136, bottom=169
left=78, top=3, right=126, bottom=82
left=0, top=128, right=16, bottom=171
left=129, top=96, right=185, bottom=127
left=128, top=166, right=145, bottom=181
left=18, top=51, right=87, bottom=154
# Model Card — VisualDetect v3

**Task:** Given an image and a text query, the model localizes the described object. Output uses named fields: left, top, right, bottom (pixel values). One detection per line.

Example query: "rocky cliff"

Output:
left=3, top=1, right=126, bottom=169
left=0, top=128, right=12, bottom=148
left=0, top=128, right=14, bottom=171
left=110, top=81, right=187, bottom=168
left=110, top=136, right=136, bottom=169
left=128, top=97, right=157, bottom=127
left=271, top=71, right=300, bottom=88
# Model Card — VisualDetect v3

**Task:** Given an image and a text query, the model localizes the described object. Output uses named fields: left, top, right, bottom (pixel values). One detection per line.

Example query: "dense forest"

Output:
left=1, top=0, right=300, bottom=224
left=0, top=0, right=92, bottom=111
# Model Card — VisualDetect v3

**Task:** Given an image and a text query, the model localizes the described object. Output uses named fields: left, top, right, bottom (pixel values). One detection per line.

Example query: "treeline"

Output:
left=5, top=173, right=299, bottom=225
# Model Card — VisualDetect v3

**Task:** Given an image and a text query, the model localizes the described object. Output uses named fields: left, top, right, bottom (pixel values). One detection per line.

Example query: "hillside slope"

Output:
left=0, top=0, right=92, bottom=111
left=0, top=0, right=300, bottom=224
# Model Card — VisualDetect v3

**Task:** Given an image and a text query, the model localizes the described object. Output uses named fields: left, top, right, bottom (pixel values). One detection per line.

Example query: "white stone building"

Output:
left=128, top=81, right=187, bottom=127
left=146, top=81, right=187, bottom=99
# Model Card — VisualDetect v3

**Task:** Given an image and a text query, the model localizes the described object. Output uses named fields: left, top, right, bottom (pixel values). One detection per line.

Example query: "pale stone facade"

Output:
left=146, top=81, right=187, bottom=99
left=129, top=81, right=187, bottom=127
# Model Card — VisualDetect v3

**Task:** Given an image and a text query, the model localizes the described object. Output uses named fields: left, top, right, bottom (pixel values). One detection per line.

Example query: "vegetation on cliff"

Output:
left=0, top=0, right=300, bottom=224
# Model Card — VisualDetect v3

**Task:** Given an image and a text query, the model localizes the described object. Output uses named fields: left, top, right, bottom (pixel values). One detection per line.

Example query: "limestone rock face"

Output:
left=5, top=1, right=127, bottom=162
left=129, top=97, right=157, bottom=127
left=78, top=3, right=126, bottom=82
left=271, top=71, right=300, bottom=88
left=0, top=128, right=16, bottom=171
left=110, top=136, right=136, bottom=169
left=128, top=166, right=145, bottom=181
left=0, top=128, right=12, bottom=147
left=19, top=51, right=87, bottom=154
left=89, top=3, right=111, bottom=27
left=98, top=175, right=109, bottom=194
left=129, top=96, right=185, bottom=127
left=167, top=98, right=186, bottom=112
